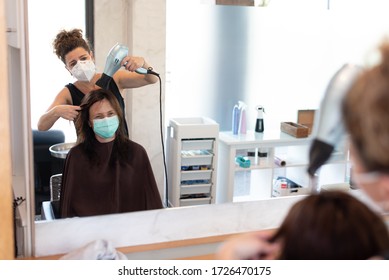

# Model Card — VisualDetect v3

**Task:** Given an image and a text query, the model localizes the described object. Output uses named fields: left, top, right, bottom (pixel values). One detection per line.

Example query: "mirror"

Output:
left=28, top=0, right=166, bottom=219
left=28, top=0, right=84, bottom=219
left=24, top=0, right=169, bottom=256
left=21, top=0, right=389, bottom=257
left=30, top=0, right=325, bottom=222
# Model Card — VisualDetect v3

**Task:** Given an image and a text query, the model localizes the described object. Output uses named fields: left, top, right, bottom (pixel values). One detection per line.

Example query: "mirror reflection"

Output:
left=29, top=0, right=162, bottom=219
left=59, top=88, right=163, bottom=218
left=29, top=0, right=85, bottom=218
left=29, top=0, right=389, bottom=222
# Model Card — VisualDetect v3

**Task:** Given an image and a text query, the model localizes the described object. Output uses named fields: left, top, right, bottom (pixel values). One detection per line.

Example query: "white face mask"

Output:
left=352, top=171, right=381, bottom=186
left=70, top=60, right=96, bottom=82
left=352, top=171, right=389, bottom=212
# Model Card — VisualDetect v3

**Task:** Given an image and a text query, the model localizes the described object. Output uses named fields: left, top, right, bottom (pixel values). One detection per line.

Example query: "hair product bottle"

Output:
left=255, top=105, right=265, bottom=133
left=232, top=104, right=240, bottom=135
left=238, top=101, right=247, bottom=134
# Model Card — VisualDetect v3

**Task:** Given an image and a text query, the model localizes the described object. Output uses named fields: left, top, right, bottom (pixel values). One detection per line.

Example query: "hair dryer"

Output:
left=96, top=43, right=158, bottom=89
left=307, top=64, right=362, bottom=177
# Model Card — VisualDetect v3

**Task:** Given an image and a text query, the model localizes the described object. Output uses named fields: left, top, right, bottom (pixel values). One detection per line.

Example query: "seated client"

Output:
left=59, top=88, right=163, bottom=218
left=217, top=190, right=389, bottom=260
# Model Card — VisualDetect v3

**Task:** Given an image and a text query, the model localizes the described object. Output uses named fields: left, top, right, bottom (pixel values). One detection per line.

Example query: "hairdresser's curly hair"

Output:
left=53, top=28, right=91, bottom=64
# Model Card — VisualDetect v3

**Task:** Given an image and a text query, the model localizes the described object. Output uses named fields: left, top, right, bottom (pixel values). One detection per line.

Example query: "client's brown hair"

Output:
left=271, top=191, right=389, bottom=259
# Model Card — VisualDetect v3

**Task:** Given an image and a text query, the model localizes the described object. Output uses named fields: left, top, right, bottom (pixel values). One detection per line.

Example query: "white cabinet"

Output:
left=166, top=117, right=219, bottom=207
left=216, top=130, right=349, bottom=203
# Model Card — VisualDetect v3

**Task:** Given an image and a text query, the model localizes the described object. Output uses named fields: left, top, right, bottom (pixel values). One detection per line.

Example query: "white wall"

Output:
left=165, top=0, right=389, bottom=131
left=28, top=0, right=85, bottom=142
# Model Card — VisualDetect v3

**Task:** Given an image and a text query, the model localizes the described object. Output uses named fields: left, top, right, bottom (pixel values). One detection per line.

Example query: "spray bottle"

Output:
left=238, top=101, right=247, bottom=134
left=255, top=105, right=265, bottom=133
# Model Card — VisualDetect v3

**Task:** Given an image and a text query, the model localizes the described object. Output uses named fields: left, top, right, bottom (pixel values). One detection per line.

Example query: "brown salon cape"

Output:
left=59, top=140, right=163, bottom=218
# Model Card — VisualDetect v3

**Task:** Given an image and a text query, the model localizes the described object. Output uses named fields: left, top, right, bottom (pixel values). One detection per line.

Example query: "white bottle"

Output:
left=232, top=104, right=240, bottom=135
left=238, top=101, right=247, bottom=134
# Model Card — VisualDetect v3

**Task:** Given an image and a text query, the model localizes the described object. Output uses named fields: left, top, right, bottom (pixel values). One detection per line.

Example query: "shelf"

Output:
left=272, top=186, right=311, bottom=197
left=181, top=150, right=213, bottom=166
left=233, top=159, right=311, bottom=171
left=217, top=130, right=349, bottom=203
left=234, top=164, right=272, bottom=171
left=180, top=197, right=212, bottom=207
left=219, top=130, right=312, bottom=148
left=182, top=139, right=214, bottom=151
left=272, top=163, right=311, bottom=169
left=180, top=184, right=212, bottom=195
left=181, top=170, right=212, bottom=181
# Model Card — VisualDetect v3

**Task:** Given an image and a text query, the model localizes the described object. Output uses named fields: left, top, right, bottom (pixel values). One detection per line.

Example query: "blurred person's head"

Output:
left=270, top=191, right=389, bottom=259
left=342, top=40, right=389, bottom=211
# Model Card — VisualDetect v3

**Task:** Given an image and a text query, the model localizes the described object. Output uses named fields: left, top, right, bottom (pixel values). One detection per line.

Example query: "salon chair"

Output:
left=41, top=174, right=62, bottom=220
left=33, top=129, right=65, bottom=215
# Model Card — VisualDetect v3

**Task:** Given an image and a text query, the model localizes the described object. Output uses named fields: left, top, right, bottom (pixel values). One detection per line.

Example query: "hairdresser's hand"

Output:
left=54, top=105, right=81, bottom=121
left=121, top=56, right=146, bottom=72
left=216, top=231, right=280, bottom=260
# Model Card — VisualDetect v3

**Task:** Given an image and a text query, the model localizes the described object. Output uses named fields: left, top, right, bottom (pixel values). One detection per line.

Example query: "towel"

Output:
left=60, top=239, right=127, bottom=260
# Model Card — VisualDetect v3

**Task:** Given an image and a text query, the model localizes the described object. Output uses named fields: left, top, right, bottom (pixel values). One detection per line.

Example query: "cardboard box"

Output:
left=298, top=109, right=316, bottom=135
left=280, top=122, right=309, bottom=138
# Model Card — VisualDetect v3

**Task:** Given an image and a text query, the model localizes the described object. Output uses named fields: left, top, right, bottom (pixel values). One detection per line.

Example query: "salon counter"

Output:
left=34, top=195, right=304, bottom=258
left=30, top=189, right=389, bottom=259
left=29, top=230, right=275, bottom=260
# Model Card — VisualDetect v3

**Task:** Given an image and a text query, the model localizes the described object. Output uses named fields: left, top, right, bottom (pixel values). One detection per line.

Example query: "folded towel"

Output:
left=60, top=239, right=127, bottom=260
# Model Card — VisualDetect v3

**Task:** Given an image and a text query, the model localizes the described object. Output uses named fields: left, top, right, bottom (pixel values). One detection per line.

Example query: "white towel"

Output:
left=60, top=239, right=128, bottom=260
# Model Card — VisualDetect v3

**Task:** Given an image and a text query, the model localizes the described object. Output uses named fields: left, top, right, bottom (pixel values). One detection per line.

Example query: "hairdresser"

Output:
left=217, top=191, right=389, bottom=260
left=37, top=28, right=158, bottom=134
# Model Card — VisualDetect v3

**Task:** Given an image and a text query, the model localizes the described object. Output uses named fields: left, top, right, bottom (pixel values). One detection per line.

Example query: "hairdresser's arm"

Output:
left=116, top=56, right=158, bottom=89
left=37, top=89, right=81, bottom=131
left=216, top=231, right=280, bottom=260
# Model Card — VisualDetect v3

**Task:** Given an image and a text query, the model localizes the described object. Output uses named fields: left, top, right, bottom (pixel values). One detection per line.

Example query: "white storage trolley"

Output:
left=166, top=117, right=219, bottom=207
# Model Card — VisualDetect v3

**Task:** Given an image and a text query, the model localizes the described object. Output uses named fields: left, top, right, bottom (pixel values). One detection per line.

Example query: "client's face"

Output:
left=89, top=99, right=119, bottom=142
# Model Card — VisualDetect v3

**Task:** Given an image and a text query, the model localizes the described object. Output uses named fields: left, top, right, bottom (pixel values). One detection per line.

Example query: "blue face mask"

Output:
left=93, top=115, right=119, bottom=139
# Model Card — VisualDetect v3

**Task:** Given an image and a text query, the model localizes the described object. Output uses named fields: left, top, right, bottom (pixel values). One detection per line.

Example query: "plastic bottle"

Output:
left=232, top=104, right=240, bottom=135
left=238, top=101, right=247, bottom=134
left=255, top=105, right=265, bottom=133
